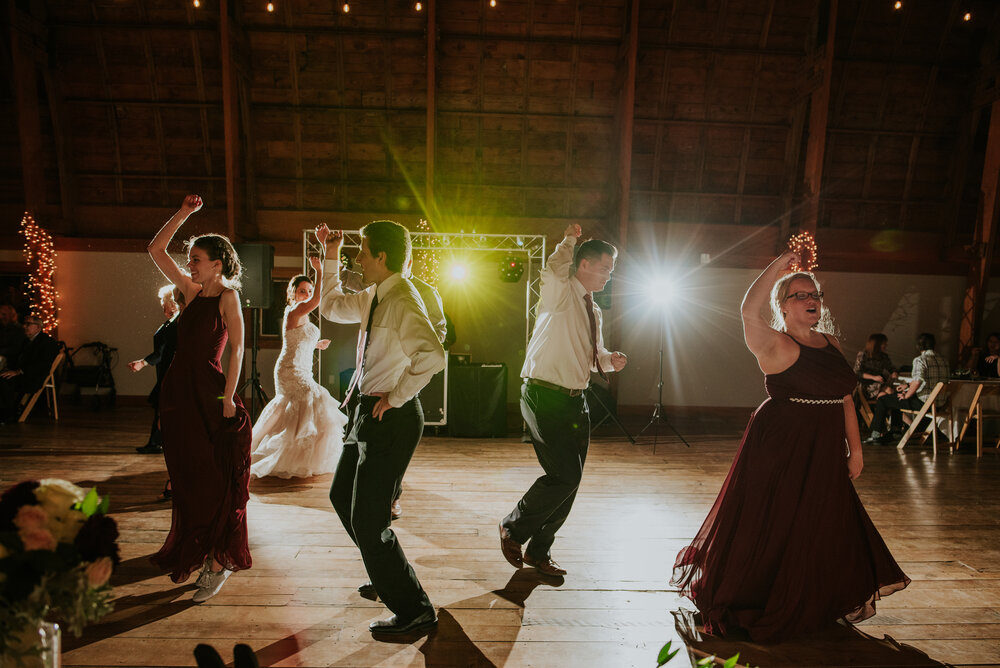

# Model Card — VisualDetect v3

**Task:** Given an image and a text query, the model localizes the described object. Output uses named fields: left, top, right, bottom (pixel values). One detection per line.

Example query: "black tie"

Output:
left=362, top=292, right=379, bottom=369
left=584, top=293, right=608, bottom=382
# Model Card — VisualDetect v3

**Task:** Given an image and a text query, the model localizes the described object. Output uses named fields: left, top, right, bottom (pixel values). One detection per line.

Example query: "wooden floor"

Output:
left=2, top=406, right=999, bottom=668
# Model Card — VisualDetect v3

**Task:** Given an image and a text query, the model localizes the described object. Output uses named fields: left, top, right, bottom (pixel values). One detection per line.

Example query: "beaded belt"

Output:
left=788, top=397, right=843, bottom=404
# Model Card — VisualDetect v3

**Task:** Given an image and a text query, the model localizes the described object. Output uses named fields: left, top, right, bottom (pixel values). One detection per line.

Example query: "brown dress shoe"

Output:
left=522, top=553, right=567, bottom=576
left=390, top=498, right=403, bottom=520
left=499, top=523, right=523, bottom=568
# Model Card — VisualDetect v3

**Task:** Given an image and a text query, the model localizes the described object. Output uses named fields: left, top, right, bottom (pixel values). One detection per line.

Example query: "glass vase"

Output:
left=2, top=621, right=61, bottom=668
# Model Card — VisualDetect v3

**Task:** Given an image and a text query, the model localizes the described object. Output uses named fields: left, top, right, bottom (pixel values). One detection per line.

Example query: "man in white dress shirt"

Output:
left=500, top=224, right=628, bottom=576
left=316, top=221, right=445, bottom=636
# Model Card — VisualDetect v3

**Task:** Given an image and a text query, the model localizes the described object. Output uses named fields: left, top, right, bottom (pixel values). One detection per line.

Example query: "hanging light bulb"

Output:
left=266, top=1, right=274, bottom=10
left=490, top=0, right=496, bottom=6
left=193, top=0, right=200, bottom=6
left=893, top=1, right=902, bottom=10
left=342, top=2, right=350, bottom=12
left=963, top=12, right=972, bottom=21
left=415, top=1, right=422, bottom=9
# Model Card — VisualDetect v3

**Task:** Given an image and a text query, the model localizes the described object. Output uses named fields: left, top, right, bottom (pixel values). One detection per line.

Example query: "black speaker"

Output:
left=234, top=243, right=274, bottom=309
left=421, top=358, right=448, bottom=426
left=448, top=363, right=507, bottom=437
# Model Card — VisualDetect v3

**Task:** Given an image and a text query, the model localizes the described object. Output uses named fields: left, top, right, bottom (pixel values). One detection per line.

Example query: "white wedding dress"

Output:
left=250, top=310, right=347, bottom=478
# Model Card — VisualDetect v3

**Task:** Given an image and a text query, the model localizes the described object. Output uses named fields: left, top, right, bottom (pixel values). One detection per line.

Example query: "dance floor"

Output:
left=2, top=406, right=999, bottom=667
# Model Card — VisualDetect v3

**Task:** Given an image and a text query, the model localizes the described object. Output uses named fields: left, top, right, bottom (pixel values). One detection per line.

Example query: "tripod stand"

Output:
left=638, top=321, right=690, bottom=449
left=238, top=308, right=269, bottom=420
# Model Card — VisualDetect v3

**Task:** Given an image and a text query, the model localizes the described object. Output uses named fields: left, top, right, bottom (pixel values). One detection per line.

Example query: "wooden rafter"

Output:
left=136, top=0, right=169, bottom=206
left=90, top=1, right=124, bottom=204
left=281, top=1, right=304, bottom=211
left=220, top=0, right=242, bottom=240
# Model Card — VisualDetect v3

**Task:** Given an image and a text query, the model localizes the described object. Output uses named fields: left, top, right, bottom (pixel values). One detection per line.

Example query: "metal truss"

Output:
left=301, top=229, right=548, bottom=383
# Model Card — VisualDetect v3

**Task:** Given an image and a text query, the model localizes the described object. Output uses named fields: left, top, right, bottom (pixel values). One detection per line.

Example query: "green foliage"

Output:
left=657, top=640, right=680, bottom=666
left=655, top=644, right=750, bottom=667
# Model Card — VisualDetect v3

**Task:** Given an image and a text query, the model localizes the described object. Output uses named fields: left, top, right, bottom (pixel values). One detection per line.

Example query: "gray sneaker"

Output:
left=192, top=569, right=232, bottom=603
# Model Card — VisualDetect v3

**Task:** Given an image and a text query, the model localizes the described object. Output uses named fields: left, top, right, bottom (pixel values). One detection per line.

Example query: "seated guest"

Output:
left=865, top=332, right=950, bottom=445
left=0, top=315, right=60, bottom=423
left=0, top=305, right=27, bottom=368
left=854, top=333, right=897, bottom=402
left=971, top=332, right=1000, bottom=378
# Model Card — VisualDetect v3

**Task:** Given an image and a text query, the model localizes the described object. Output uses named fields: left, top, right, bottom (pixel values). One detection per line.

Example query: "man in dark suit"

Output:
left=0, top=315, right=60, bottom=423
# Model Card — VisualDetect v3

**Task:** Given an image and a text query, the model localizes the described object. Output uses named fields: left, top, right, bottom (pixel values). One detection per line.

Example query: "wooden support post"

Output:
left=959, top=100, right=1000, bottom=361
left=8, top=0, right=47, bottom=216
left=220, top=0, right=241, bottom=240
left=425, top=0, right=436, bottom=221
left=615, top=0, right=639, bottom=251
left=800, top=0, right=838, bottom=236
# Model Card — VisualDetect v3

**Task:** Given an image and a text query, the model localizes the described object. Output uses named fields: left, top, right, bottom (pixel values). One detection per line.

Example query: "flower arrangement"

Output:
left=0, top=479, right=120, bottom=664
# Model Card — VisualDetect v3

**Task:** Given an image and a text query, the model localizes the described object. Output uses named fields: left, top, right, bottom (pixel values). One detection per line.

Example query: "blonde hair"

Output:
left=769, top=271, right=839, bottom=337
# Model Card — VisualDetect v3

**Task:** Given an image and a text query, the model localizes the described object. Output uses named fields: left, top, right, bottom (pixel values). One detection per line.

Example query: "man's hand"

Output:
left=0, top=369, right=21, bottom=379
left=180, top=194, right=203, bottom=214
left=610, top=351, right=628, bottom=372
left=565, top=224, right=582, bottom=239
left=315, top=224, right=330, bottom=246
left=128, top=360, right=147, bottom=372
left=371, top=391, right=392, bottom=421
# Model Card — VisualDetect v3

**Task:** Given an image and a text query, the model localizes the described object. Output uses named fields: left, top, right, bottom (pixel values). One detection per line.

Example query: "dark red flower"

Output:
left=74, top=514, right=120, bottom=567
left=0, top=480, right=40, bottom=531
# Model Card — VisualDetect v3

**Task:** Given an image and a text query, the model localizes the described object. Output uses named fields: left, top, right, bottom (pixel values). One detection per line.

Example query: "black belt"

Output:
left=525, top=378, right=584, bottom=397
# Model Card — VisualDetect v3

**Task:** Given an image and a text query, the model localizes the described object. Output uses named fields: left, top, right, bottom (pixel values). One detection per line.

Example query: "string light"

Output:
left=415, top=1, right=422, bottom=10
left=963, top=12, right=972, bottom=22
left=193, top=0, right=200, bottom=7
left=19, top=213, right=59, bottom=333
left=342, top=2, right=350, bottom=12
left=893, top=1, right=902, bottom=10
left=266, top=1, right=274, bottom=11
left=490, top=0, right=497, bottom=6
left=414, top=218, right=441, bottom=285
left=787, top=232, right=819, bottom=272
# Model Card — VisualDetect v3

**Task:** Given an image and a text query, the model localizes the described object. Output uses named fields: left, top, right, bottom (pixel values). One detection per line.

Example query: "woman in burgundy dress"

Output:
left=672, top=251, right=909, bottom=642
left=148, top=194, right=252, bottom=603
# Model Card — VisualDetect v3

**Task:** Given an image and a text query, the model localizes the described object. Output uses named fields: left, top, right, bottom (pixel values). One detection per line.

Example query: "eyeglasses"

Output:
left=784, top=291, right=823, bottom=301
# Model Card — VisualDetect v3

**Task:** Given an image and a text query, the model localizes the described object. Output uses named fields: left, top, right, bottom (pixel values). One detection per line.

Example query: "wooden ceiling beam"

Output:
left=220, top=0, right=240, bottom=240
left=800, top=0, right=838, bottom=236
left=280, top=0, right=304, bottom=211
left=137, top=0, right=170, bottom=206
left=188, top=1, right=217, bottom=207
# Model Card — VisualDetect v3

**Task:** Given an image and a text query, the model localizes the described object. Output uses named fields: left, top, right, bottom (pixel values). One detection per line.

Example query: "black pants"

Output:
left=871, top=394, right=923, bottom=433
left=503, top=382, right=589, bottom=560
left=329, top=395, right=431, bottom=620
left=0, top=376, right=30, bottom=422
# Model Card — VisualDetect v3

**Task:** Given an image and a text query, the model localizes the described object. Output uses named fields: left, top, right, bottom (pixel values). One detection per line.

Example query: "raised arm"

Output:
left=316, top=227, right=367, bottom=323
left=546, top=224, right=581, bottom=278
left=741, top=251, right=799, bottom=367
left=287, top=256, right=324, bottom=328
left=148, top=195, right=203, bottom=304
left=219, top=289, right=245, bottom=418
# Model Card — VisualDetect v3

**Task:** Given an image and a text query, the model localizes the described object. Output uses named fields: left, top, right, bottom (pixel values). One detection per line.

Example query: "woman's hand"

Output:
left=309, top=255, right=322, bottom=272
left=316, top=339, right=331, bottom=350
left=222, top=396, right=237, bottom=418
left=847, top=448, right=863, bottom=480
left=776, top=250, right=800, bottom=273
left=180, top=194, right=203, bottom=215
left=128, top=360, right=147, bottom=372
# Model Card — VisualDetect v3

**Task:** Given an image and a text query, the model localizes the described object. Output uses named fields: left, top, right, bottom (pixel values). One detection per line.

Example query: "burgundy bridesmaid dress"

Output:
left=151, top=292, right=252, bottom=582
left=672, top=335, right=909, bottom=642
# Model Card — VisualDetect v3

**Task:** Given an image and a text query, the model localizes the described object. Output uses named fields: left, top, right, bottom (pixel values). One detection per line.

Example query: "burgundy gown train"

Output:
left=151, top=292, right=253, bottom=582
left=672, top=335, right=909, bottom=642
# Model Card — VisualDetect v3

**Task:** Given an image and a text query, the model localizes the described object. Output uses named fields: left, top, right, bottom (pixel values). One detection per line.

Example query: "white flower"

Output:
left=35, top=479, right=87, bottom=543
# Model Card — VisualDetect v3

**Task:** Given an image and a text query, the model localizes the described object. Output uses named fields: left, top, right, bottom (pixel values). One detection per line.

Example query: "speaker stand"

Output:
left=586, top=384, right=635, bottom=443
left=239, top=309, right=269, bottom=420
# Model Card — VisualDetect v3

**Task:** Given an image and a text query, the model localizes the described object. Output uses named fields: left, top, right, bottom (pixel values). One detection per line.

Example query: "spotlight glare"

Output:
left=647, top=276, right=678, bottom=307
left=450, top=264, right=468, bottom=281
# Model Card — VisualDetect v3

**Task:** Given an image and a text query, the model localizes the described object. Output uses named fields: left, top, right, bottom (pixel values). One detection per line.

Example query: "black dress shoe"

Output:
left=499, top=523, right=523, bottom=568
left=862, top=433, right=887, bottom=445
left=136, top=442, right=163, bottom=454
left=358, top=581, right=378, bottom=600
left=369, top=609, right=437, bottom=635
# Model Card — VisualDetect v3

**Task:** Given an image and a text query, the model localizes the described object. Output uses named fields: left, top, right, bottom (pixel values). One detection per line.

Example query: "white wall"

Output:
left=50, top=250, right=969, bottom=409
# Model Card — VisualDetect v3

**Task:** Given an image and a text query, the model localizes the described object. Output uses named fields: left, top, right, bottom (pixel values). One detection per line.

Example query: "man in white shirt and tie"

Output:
left=500, top=224, right=627, bottom=576
left=316, top=221, right=445, bottom=636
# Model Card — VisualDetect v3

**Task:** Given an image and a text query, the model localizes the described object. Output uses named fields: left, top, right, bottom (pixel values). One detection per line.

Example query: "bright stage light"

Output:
left=449, top=263, right=469, bottom=281
left=647, top=275, right=679, bottom=308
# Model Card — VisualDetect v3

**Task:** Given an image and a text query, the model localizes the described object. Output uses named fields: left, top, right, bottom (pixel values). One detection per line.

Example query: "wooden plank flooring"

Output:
left=2, top=407, right=999, bottom=667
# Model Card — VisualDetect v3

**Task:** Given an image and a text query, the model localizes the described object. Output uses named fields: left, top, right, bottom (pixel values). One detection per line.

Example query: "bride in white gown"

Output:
left=251, top=256, right=347, bottom=478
